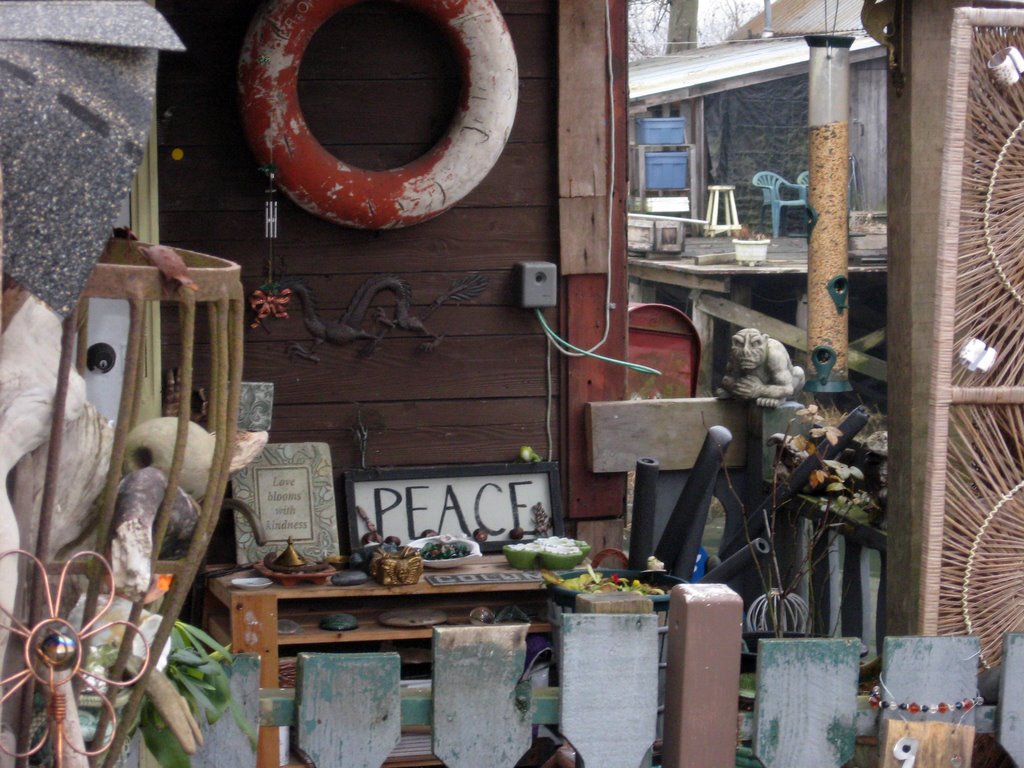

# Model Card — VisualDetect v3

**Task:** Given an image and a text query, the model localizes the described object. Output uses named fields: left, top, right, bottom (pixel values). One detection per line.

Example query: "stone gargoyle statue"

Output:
left=715, top=328, right=805, bottom=408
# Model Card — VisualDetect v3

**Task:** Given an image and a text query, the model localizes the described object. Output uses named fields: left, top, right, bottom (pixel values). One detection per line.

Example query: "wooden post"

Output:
left=229, top=591, right=280, bottom=768
left=661, top=584, right=743, bottom=768
left=575, top=591, right=654, bottom=614
left=558, top=0, right=629, bottom=520
left=194, top=654, right=261, bottom=768
left=689, top=290, right=715, bottom=396
left=886, top=0, right=971, bottom=635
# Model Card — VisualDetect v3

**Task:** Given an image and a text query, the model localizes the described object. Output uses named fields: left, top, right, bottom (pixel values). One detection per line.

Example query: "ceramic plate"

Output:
left=232, top=576, right=273, bottom=590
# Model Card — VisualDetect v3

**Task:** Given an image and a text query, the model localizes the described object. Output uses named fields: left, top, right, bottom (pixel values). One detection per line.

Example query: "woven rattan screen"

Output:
left=927, top=8, right=1024, bottom=668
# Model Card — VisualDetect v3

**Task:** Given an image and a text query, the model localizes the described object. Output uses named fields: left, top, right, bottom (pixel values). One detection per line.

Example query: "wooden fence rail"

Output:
left=167, top=585, right=1024, bottom=768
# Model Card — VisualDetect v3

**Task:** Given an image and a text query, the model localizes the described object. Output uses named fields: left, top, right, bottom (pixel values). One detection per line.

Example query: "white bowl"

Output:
left=232, top=576, right=273, bottom=590
left=408, top=535, right=482, bottom=569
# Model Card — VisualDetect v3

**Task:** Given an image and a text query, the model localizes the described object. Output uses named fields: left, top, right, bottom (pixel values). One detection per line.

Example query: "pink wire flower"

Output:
left=0, top=549, right=150, bottom=765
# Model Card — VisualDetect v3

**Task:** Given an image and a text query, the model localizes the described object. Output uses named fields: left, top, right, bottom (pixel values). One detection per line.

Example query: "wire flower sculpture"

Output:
left=0, top=549, right=150, bottom=766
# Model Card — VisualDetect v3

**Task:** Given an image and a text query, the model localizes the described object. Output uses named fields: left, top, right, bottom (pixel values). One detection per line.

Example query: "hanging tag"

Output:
left=880, top=719, right=975, bottom=768
left=893, top=736, right=918, bottom=768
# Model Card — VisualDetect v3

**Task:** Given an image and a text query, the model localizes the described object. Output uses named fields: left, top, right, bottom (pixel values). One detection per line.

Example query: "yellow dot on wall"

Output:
left=170, top=148, right=185, bottom=161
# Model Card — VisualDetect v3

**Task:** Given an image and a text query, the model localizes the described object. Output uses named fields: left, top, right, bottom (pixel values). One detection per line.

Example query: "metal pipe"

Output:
left=700, top=537, right=770, bottom=585
left=628, top=457, right=659, bottom=571
left=804, top=35, right=854, bottom=393
left=654, top=425, right=732, bottom=579
left=762, top=0, right=774, bottom=38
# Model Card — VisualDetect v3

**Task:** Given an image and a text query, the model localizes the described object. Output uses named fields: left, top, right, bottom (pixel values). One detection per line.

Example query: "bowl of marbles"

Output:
left=408, top=535, right=482, bottom=569
left=503, top=537, right=591, bottom=570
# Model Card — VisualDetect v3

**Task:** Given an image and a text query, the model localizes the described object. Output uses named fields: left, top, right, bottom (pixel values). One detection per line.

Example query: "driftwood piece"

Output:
left=110, top=467, right=198, bottom=600
left=0, top=293, right=91, bottom=726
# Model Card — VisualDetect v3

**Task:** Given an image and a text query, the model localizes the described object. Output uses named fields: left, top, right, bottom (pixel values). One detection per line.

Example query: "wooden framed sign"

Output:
left=342, top=462, right=562, bottom=553
left=231, top=442, right=341, bottom=563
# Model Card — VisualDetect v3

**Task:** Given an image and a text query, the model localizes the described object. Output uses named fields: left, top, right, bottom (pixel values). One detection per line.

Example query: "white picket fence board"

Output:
left=431, top=625, right=533, bottom=768
left=559, top=613, right=660, bottom=768
left=1000, top=633, right=1024, bottom=764
left=752, top=638, right=860, bottom=768
left=295, top=652, right=401, bottom=768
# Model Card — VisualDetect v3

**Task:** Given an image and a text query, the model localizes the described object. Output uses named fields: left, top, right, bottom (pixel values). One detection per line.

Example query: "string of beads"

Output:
left=868, top=686, right=983, bottom=714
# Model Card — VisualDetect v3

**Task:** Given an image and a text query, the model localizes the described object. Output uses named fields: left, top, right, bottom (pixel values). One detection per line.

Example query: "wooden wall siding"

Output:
left=154, top=0, right=626, bottom=518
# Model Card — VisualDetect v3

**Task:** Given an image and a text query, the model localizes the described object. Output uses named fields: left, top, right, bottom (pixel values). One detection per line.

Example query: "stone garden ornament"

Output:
left=716, top=328, right=805, bottom=408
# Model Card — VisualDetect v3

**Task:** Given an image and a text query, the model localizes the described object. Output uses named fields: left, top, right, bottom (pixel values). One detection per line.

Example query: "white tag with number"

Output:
left=893, top=736, right=918, bottom=768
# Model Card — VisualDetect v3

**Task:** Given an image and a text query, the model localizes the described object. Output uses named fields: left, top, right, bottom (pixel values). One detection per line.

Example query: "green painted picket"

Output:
left=158, top=605, right=1024, bottom=768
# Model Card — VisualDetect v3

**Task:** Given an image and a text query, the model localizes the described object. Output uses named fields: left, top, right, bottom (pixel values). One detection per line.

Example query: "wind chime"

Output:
left=248, top=164, right=292, bottom=329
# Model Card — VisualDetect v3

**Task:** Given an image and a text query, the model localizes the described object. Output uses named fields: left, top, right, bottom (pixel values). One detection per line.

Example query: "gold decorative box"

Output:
left=369, top=546, right=423, bottom=586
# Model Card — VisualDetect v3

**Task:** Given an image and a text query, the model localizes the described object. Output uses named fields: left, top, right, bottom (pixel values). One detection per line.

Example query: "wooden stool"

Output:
left=704, top=185, right=741, bottom=237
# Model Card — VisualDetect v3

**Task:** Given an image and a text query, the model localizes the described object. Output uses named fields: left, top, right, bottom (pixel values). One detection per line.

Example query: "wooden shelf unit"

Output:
left=203, top=556, right=552, bottom=767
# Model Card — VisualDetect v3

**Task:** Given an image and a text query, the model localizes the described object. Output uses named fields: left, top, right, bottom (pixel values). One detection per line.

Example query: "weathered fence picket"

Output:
left=559, top=613, right=660, bottom=768
left=752, top=638, right=860, bottom=768
left=295, top=653, right=401, bottom=767
left=431, top=625, right=533, bottom=768
left=1001, top=633, right=1024, bottom=764
left=119, top=610, right=1024, bottom=768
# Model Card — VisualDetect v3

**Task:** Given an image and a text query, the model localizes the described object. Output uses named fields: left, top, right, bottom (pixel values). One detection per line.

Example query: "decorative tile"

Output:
left=238, top=381, right=274, bottom=431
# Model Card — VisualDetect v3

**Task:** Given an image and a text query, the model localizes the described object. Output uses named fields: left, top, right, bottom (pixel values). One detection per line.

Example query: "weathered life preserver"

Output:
left=238, top=0, right=518, bottom=230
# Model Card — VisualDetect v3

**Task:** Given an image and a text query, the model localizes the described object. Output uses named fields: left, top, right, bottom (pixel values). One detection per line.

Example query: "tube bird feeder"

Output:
left=804, top=35, right=854, bottom=393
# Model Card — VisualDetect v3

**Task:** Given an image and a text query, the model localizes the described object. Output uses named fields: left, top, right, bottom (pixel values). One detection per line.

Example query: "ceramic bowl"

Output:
left=231, top=576, right=272, bottom=590
left=539, top=542, right=591, bottom=571
left=502, top=546, right=539, bottom=569
left=504, top=540, right=590, bottom=570
left=408, top=535, right=482, bottom=569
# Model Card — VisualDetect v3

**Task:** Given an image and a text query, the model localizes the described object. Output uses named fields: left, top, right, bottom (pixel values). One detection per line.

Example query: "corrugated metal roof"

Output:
left=731, top=0, right=866, bottom=39
left=629, top=35, right=881, bottom=101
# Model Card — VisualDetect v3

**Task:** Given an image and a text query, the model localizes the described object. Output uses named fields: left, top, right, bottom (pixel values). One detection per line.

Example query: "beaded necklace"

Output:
left=868, top=686, right=984, bottom=714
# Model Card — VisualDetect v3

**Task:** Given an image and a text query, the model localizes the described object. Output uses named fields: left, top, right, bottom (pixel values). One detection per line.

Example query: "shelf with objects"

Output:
left=629, top=117, right=704, bottom=256
left=203, top=556, right=554, bottom=767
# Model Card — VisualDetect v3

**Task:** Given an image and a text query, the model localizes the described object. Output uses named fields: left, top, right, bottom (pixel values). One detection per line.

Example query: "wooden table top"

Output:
left=209, top=555, right=547, bottom=604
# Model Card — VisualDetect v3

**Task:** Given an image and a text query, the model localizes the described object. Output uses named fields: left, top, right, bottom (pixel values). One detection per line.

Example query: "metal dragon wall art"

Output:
left=279, top=273, right=489, bottom=362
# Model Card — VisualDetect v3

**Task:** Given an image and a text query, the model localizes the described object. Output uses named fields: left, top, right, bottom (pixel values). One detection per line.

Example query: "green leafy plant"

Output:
left=139, top=621, right=256, bottom=767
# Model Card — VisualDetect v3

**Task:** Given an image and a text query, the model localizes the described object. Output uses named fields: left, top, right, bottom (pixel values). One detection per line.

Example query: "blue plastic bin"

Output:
left=636, top=117, right=687, bottom=145
left=644, top=151, right=689, bottom=190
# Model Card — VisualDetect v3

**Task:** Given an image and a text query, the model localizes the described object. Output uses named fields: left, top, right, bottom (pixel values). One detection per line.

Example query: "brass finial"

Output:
left=273, top=537, right=308, bottom=568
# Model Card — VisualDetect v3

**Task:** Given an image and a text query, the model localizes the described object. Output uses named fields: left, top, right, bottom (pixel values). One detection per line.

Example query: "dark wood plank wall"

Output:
left=154, top=2, right=583, bottom=511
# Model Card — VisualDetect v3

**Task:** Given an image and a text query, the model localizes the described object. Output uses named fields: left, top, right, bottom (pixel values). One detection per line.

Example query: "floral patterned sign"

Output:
left=231, top=442, right=339, bottom=564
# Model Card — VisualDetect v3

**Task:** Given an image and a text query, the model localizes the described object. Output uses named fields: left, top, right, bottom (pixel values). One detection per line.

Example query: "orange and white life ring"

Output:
left=238, top=0, right=518, bottom=230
